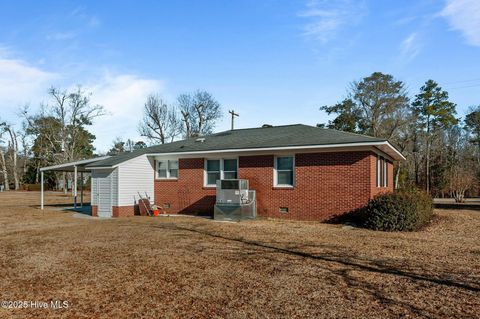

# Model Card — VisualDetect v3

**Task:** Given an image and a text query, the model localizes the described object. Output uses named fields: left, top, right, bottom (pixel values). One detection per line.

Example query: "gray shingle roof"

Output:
left=87, top=124, right=392, bottom=168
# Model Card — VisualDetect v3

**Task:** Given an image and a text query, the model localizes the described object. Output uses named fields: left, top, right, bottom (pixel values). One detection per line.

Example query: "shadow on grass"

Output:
left=29, top=203, right=93, bottom=216
left=434, top=203, right=480, bottom=211
left=151, top=223, right=480, bottom=294
left=30, top=202, right=91, bottom=208
left=324, top=207, right=366, bottom=226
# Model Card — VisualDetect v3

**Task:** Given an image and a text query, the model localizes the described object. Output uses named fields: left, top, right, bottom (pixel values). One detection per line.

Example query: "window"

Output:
left=223, top=159, right=238, bottom=179
left=157, top=160, right=167, bottom=178
left=204, top=158, right=238, bottom=186
left=156, top=160, right=179, bottom=179
left=275, top=156, right=294, bottom=187
left=206, top=159, right=220, bottom=186
left=376, top=155, right=388, bottom=187
left=168, top=160, right=178, bottom=178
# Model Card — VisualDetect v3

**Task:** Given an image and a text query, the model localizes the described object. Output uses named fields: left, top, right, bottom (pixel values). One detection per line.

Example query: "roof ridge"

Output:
left=315, top=127, right=386, bottom=140
left=214, top=123, right=307, bottom=134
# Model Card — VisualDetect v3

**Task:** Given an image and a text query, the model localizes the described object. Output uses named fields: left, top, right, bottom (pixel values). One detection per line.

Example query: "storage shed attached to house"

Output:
left=90, top=155, right=154, bottom=217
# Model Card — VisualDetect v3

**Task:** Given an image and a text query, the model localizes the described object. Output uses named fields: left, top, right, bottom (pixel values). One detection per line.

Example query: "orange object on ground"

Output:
left=153, top=210, right=159, bottom=216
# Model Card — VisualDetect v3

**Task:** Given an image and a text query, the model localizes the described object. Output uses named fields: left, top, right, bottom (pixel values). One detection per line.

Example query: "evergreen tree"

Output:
left=412, top=80, right=458, bottom=193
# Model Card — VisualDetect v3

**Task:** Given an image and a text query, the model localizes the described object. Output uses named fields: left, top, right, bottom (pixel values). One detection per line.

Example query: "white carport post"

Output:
left=73, top=165, right=78, bottom=209
left=40, top=171, right=44, bottom=210
left=80, top=172, right=84, bottom=207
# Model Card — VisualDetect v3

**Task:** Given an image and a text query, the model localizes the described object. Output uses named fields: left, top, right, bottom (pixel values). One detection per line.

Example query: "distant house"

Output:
left=74, top=124, right=402, bottom=220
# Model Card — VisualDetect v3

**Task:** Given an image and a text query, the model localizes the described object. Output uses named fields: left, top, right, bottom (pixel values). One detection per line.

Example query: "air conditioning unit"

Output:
left=215, top=179, right=249, bottom=205
left=214, top=179, right=256, bottom=221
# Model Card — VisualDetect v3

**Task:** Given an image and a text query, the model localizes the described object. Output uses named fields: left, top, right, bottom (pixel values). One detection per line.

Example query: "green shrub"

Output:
left=363, top=189, right=433, bottom=231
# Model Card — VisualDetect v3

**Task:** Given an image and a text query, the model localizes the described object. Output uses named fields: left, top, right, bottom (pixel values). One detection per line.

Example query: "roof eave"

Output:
left=40, top=156, right=111, bottom=172
left=146, top=141, right=405, bottom=161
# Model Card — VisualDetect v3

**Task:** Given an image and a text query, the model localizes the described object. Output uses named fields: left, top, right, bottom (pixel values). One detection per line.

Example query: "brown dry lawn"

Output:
left=0, top=191, right=479, bottom=318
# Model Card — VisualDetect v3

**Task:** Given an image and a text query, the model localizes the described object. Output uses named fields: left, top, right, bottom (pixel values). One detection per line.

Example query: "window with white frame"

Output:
left=275, top=156, right=294, bottom=187
left=206, top=159, right=220, bottom=186
left=376, top=155, right=388, bottom=187
left=223, top=159, right=238, bottom=179
left=156, top=159, right=179, bottom=179
left=205, top=158, right=238, bottom=186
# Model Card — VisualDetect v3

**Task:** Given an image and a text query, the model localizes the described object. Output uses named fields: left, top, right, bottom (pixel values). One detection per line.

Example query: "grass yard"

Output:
left=0, top=191, right=479, bottom=318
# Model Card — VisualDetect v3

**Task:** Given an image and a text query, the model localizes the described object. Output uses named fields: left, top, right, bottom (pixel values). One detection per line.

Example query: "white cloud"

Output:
left=0, top=48, right=166, bottom=153
left=400, top=32, right=421, bottom=62
left=298, top=0, right=367, bottom=43
left=441, top=0, right=480, bottom=46
left=87, top=73, right=166, bottom=153
left=0, top=51, right=58, bottom=115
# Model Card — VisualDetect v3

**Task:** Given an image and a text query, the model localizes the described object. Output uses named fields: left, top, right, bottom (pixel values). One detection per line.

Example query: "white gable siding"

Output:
left=117, top=155, right=155, bottom=206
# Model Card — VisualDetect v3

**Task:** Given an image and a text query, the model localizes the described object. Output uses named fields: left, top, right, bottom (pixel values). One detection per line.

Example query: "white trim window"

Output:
left=274, top=156, right=294, bottom=187
left=204, top=158, right=238, bottom=186
left=223, top=159, right=238, bottom=179
left=156, top=159, right=179, bottom=179
left=376, top=155, right=388, bottom=187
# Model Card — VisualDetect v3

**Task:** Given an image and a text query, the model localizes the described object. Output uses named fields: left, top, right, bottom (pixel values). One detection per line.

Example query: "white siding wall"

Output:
left=111, top=168, right=118, bottom=206
left=91, top=168, right=118, bottom=207
left=91, top=171, right=97, bottom=206
left=117, top=155, right=155, bottom=206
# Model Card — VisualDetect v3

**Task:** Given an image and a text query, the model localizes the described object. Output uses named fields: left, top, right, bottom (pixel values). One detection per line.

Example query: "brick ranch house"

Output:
left=42, top=124, right=404, bottom=221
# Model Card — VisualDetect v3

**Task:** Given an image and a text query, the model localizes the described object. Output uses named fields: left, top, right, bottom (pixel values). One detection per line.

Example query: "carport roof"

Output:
left=40, top=156, right=110, bottom=172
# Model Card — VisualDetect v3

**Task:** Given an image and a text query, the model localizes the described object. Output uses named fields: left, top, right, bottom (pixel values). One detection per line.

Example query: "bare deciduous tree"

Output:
left=48, top=86, right=104, bottom=161
left=177, top=91, right=222, bottom=138
left=0, top=121, right=20, bottom=190
left=0, top=144, right=8, bottom=190
left=24, top=86, right=104, bottom=191
left=448, top=168, right=475, bottom=203
left=138, top=95, right=181, bottom=144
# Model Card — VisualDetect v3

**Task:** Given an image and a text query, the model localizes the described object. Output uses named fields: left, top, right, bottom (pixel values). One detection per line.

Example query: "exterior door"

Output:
left=96, top=170, right=112, bottom=217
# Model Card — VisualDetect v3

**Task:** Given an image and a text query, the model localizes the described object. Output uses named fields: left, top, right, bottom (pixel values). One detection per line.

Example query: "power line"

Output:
left=443, top=78, right=480, bottom=85
left=447, top=83, right=480, bottom=90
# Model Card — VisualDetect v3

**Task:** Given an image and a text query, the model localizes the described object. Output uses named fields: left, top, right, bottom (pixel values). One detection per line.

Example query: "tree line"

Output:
left=1, top=73, right=477, bottom=202
left=0, top=88, right=222, bottom=191
left=319, top=72, right=478, bottom=202
left=106, top=90, right=222, bottom=155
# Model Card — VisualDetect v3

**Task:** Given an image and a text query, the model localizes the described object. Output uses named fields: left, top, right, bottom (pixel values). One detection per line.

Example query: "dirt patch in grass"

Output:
left=0, top=191, right=479, bottom=318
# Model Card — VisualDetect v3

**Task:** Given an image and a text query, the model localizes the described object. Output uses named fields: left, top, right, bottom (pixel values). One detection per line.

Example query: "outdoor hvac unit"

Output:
left=214, top=179, right=256, bottom=221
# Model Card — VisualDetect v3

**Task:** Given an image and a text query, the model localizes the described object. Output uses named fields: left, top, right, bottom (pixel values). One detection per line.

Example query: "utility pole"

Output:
left=229, top=110, right=239, bottom=130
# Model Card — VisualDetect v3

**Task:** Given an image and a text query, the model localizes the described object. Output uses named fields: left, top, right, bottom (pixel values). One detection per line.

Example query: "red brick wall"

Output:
left=112, top=205, right=137, bottom=217
left=91, top=205, right=97, bottom=217
left=239, top=152, right=372, bottom=220
left=154, top=158, right=216, bottom=216
left=153, top=151, right=391, bottom=221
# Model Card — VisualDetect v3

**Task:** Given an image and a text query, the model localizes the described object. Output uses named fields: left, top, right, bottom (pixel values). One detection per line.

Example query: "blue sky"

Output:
left=1, top=0, right=479, bottom=152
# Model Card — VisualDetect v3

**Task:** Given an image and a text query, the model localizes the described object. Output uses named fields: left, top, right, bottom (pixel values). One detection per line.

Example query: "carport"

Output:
left=40, top=157, right=109, bottom=210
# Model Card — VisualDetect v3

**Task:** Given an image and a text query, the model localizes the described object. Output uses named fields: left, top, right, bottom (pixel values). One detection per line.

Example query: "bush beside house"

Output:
left=363, top=190, right=434, bottom=231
